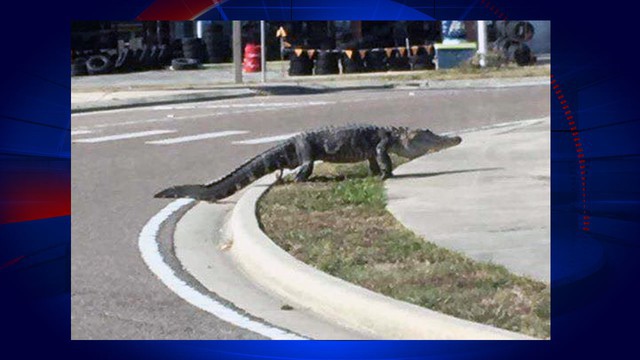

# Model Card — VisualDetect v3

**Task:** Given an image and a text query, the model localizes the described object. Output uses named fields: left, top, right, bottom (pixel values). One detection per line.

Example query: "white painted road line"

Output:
left=73, top=130, right=177, bottom=143
left=138, top=199, right=306, bottom=340
left=232, top=133, right=299, bottom=145
left=146, top=130, right=249, bottom=145
left=71, top=129, right=93, bottom=136
left=152, top=101, right=334, bottom=111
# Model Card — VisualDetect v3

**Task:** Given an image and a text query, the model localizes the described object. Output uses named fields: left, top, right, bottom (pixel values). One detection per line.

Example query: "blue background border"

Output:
left=2, top=0, right=639, bottom=358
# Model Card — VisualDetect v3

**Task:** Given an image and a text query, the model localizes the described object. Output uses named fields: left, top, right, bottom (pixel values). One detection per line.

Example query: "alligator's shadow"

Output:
left=390, top=167, right=503, bottom=179
left=282, top=167, right=503, bottom=184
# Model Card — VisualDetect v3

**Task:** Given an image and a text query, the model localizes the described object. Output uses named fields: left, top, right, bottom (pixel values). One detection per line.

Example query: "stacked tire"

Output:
left=203, top=25, right=229, bottom=63
left=409, top=46, right=435, bottom=70
left=289, top=51, right=314, bottom=76
left=114, top=48, right=135, bottom=73
left=182, top=38, right=206, bottom=63
left=71, top=57, right=88, bottom=76
left=493, top=21, right=535, bottom=66
left=314, top=50, right=339, bottom=75
left=341, top=51, right=364, bottom=73
left=387, top=49, right=410, bottom=71
left=363, top=50, right=387, bottom=72
left=510, top=43, right=534, bottom=66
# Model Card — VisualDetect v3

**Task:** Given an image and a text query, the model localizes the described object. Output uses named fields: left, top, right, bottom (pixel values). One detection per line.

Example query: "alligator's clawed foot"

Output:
left=274, top=169, right=285, bottom=184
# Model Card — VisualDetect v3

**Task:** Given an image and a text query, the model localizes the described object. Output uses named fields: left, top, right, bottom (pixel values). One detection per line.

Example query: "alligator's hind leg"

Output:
left=368, top=157, right=382, bottom=176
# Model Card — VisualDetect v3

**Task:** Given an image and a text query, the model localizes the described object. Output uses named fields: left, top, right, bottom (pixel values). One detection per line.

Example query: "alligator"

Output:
left=154, top=124, right=462, bottom=202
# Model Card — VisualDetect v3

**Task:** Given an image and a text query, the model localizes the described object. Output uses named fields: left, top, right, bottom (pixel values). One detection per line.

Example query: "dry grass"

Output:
left=257, top=160, right=550, bottom=338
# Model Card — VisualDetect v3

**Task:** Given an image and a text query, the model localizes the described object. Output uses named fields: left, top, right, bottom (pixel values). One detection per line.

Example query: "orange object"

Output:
left=243, top=43, right=261, bottom=72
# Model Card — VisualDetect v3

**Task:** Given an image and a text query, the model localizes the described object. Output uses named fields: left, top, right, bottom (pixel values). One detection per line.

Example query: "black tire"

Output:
left=341, top=51, right=364, bottom=73
left=171, top=58, right=200, bottom=70
left=513, top=43, right=533, bottom=66
left=145, top=46, right=160, bottom=69
left=314, top=50, right=339, bottom=75
left=289, top=52, right=313, bottom=76
left=71, top=57, right=88, bottom=76
left=409, top=46, right=434, bottom=70
left=503, top=21, right=535, bottom=42
left=204, top=38, right=230, bottom=63
left=86, top=55, right=112, bottom=75
left=387, top=49, right=410, bottom=71
left=114, top=49, right=132, bottom=73
left=171, top=39, right=184, bottom=59
left=137, top=46, right=151, bottom=69
left=364, top=50, right=387, bottom=72
left=157, top=45, right=172, bottom=66
left=182, top=38, right=206, bottom=62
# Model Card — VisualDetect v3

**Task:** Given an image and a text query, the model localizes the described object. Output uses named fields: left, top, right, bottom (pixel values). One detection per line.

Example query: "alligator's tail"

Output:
left=154, top=140, right=299, bottom=202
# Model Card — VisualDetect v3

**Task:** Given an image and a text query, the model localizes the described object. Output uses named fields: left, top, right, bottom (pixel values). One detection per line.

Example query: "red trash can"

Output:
left=243, top=43, right=261, bottom=72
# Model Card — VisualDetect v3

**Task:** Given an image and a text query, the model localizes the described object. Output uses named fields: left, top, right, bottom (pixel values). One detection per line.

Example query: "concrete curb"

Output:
left=227, top=174, right=536, bottom=340
left=71, top=89, right=257, bottom=114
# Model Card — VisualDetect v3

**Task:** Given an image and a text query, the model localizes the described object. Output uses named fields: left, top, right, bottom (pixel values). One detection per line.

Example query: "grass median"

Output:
left=257, top=159, right=550, bottom=339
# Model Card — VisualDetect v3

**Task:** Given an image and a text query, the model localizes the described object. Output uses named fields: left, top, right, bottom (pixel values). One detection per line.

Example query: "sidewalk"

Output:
left=71, top=61, right=549, bottom=113
left=386, top=118, right=550, bottom=282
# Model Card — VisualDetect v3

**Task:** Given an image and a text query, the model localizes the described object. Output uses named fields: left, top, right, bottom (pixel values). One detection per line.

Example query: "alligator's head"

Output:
left=390, top=128, right=462, bottom=159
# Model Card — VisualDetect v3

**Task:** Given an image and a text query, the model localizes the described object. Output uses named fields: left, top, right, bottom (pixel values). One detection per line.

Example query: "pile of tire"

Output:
left=113, top=48, right=135, bottom=73
left=171, top=58, right=200, bottom=70
left=314, top=50, right=339, bottom=75
left=171, top=39, right=184, bottom=59
left=85, top=54, right=113, bottom=75
left=340, top=51, right=364, bottom=74
left=496, top=21, right=535, bottom=42
left=289, top=51, right=314, bottom=76
left=203, top=25, right=229, bottom=63
left=363, top=50, right=387, bottom=72
left=387, top=49, right=410, bottom=71
left=409, top=45, right=435, bottom=70
left=493, top=21, right=536, bottom=66
left=71, top=57, right=88, bottom=76
left=182, top=38, right=207, bottom=63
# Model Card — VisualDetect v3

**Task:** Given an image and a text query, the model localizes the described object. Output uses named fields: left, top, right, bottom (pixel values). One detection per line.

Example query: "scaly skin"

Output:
left=155, top=124, right=462, bottom=202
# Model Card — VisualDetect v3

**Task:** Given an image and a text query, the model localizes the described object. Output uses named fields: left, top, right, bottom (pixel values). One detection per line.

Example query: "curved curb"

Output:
left=227, top=174, right=536, bottom=340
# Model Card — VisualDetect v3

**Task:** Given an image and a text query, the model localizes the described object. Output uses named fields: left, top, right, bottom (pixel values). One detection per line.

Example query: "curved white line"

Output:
left=138, top=198, right=305, bottom=340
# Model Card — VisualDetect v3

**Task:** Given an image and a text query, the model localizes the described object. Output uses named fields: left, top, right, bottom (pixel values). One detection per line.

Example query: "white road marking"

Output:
left=138, top=199, right=306, bottom=340
left=72, top=101, right=334, bottom=130
left=73, top=130, right=176, bottom=143
left=152, top=101, right=334, bottom=111
left=232, top=133, right=299, bottom=145
left=146, top=130, right=249, bottom=145
left=71, top=129, right=93, bottom=136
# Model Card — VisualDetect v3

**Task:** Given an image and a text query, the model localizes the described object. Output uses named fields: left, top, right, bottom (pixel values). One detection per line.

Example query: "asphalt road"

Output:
left=71, top=85, right=550, bottom=339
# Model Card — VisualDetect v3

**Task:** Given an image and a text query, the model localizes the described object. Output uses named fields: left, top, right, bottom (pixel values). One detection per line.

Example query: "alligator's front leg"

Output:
left=295, top=160, right=314, bottom=182
left=294, top=139, right=314, bottom=182
left=376, top=136, right=393, bottom=180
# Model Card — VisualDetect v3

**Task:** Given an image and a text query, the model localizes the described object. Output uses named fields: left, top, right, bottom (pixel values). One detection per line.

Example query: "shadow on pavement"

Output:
left=391, top=167, right=503, bottom=179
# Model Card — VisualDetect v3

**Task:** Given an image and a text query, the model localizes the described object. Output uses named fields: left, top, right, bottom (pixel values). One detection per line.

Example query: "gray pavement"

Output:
left=71, top=84, right=549, bottom=339
left=386, top=118, right=550, bottom=282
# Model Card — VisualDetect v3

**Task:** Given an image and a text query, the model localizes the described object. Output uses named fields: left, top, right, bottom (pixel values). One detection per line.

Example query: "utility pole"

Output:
left=477, top=21, right=488, bottom=67
left=232, top=21, right=242, bottom=84
left=260, top=21, right=267, bottom=83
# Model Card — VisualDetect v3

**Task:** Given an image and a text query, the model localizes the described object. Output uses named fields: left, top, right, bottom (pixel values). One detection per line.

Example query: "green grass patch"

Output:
left=257, top=160, right=550, bottom=338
